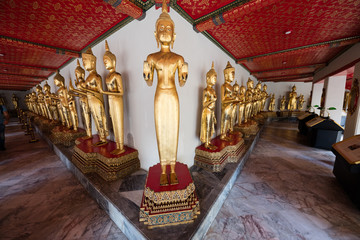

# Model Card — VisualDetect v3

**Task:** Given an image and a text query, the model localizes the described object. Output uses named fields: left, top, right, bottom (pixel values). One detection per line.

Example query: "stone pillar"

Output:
left=344, top=61, right=360, bottom=139
left=311, top=81, right=324, bottom=115
left=323, top=75, right=346, bottom=124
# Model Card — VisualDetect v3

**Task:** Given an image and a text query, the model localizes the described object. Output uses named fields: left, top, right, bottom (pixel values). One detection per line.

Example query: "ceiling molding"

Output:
left=252, top=64, right=326, bottom=74
left=0, top=36, right=80, bottom=58
left=103, top=0, right=145, bottom=20
left=237, top=36, right=360, bottom=63
left=0, top=63, right=57, bottom=72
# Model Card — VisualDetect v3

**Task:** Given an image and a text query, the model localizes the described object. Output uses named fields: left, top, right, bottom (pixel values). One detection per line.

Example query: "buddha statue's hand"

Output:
left=179, top=62, right=188, bottom=87
left=143, top=61, right=152, bottom=86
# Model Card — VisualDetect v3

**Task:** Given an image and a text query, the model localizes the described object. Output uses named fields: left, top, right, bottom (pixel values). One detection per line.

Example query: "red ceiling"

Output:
left=0, top=0, right=359, bottom=91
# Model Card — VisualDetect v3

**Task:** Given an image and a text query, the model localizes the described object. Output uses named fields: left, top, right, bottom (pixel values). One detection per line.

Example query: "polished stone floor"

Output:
left=1, top=119, right=360, bottom=239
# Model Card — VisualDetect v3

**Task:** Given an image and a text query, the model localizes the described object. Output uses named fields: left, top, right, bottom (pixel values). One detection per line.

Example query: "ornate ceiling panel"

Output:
left=0, top=63, right=54, bottom=78
left=0, top=0, right=128, bottom=51
left=176, top=0, right=234, bottom=20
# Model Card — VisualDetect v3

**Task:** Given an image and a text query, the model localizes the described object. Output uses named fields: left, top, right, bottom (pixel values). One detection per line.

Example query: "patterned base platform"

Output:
left=194, top=131, right=245, bottom=172
left=235, top=120, right=259, bottom=137
left=140, top=162, right=200, bottom=228
left=37, top=118, right=58, bottom=133
left=72, top=135, right=140, bottom=181
left=50, top=126, right=86, bottom=147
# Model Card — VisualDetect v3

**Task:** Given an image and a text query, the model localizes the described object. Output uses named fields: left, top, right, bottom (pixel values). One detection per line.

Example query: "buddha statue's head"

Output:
left=36, top=85, right=43, bottom=93
left=233, top=81, right=240, bottom=93
left=75, top=59, right=85, bottom=81
left=155, top=0, right=176, bottom=49
left=206, top=62, right=217, bottom=86
left=292, top=85, right=296, bottom=92
left=240, top=85, right=246, bottom=95
left=82, top=48, right=96, bottom=71
left=54, top=70, right=65, bottom=88
left=247, top=78, right=253, bottom=89
left=224, top=61, right=235, bottom=83
left=43, top=81, right=51, bottom=93
left=103, top=40, right=116, bottom=71
left=263, top=84, right=267, bottom=91
left=256, top=82, right=261, bottom=91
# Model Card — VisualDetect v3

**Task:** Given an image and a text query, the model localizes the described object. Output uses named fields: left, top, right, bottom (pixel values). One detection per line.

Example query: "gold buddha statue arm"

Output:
left=178, top=60, right=188, bottom=87
left=100, top=75, right=123, bottom=96
left=143, top=58, right=154, bottom=86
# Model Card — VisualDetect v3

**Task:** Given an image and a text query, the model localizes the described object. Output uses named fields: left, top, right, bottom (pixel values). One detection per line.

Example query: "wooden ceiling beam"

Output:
left=251, top=64, right=326, bottom=74
left=237, top=37, right=360, bottom=63
left=0, top=73, right=47, bottom=80
left=103, top=0, right=145, bottom=20
left=0, top=62, right=57, bottom=72
left=0, top=36, right=80, bottom=58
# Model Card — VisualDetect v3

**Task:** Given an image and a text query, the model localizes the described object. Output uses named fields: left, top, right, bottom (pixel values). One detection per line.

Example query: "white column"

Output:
left=323, top=75, right=346, bottom=124
left=311, top=81, right=324, bottom=115
left=344, top=61, right=360, bottom=139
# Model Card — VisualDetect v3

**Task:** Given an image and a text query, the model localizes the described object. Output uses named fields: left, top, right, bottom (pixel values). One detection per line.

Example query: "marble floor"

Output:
left=1, top=119, right=360, bottom=239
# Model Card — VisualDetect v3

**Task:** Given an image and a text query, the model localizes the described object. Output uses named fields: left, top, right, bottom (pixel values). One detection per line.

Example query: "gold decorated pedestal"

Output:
left=72, top=135, right=140, bottom=181
left=140, top=162, right=200, bottom=228
left=235, top=120, right=259, bottom=137
left=194, top=131, right=245, bottom=172
left=50, top=126, right=86, bottom=147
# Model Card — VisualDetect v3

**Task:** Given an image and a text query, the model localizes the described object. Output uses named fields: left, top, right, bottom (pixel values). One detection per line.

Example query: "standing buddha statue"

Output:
left=69, top=59, right=92, bottom=138
left=244, top=78, right=254, bottom=123
left=268, top=94, right=275, bottom=111
left=232, top=81, right=240, bottom=126
left=53, top=70, right=73, bottom=129
left=36, top=85, right=48, bottom=118
left=237, top=84, right=246, bottom=126
left=82, top=48, right=109, bottom=146
left=12, top=94, right=19, bottom=110
left=280, top=95, right=286, bottom=111
left=298, top=94, right=305, bottom=110
left=102, top=40, right=125, bottom=155
left=261, top=84, right=269, bottom=111
left=220, top=61, right=237, bottom=141
left=143, top=1, right=188, bottom=186
left=200, top=62, right=217, bottom=150
left=287, top=85, right=298, bottom=111
left=43, top=81, right=54, bottom=120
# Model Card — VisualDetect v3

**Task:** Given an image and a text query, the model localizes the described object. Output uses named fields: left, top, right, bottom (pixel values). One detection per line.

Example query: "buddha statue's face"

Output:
left=225, top=70, right=234, bottom=83
left=54, top=78, right=63, bottom=87
left=292, top=86, right=296, bottom=91
left=207, top=72, right=217, bottom=87
left=234, top=85, right=239, bottom=93
left=263, top=85, right=267, bottom=91
left=103, top=56, right=114, bottom=71
left=82, top=56, right=95, bottom=71
left=240, top=86, right=246, bottom=95
left=156, top=19, right=174, bottom=46
left=75, top=69, right=84, bottom=81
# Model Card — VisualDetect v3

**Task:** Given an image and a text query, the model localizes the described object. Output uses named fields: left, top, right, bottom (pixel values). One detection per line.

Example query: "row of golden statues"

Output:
left=268, top=86, right=305, bottom=112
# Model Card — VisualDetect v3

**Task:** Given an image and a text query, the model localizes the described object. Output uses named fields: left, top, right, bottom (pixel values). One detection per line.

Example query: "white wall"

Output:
left=261, top=82, right=312, bottom=111
left=324, top=75, right=346, bottom=123
left=31, top=8, right=254, bottom=171
left=311, top=82, right=324, bottom=115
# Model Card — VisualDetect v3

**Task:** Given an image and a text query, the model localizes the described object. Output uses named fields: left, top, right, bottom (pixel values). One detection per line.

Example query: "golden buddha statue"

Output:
left=287, top=85, right=298, bottom=111
left=43, top=81, right=54, bottom=120
left=200, top=62, right=217, bottom=150
left=36, top=85, right=48, bottom=118
left=298, top=94, right=305, bottom=110
left=53, top=70, right=73, bottom=129
left=280, top=95, right=286, bottom=111
left=0, top=96, right=4, bottom=105
left=69, top=59, right=92, bottom=138
left=101, top=41, right=125, bottom=155
left=82, top=48, right=109, bottom=145
left=244, top=78, right=254, bottom=123
left=232, top=81, right=240, bottom=126
left=254, top=82, right=262, bottom=115
left=268, top=94, right=275, bottom=111
left=143, top=1, right=188, bottom=186
left=261, top=84, right=269, bottom=111
left=237, top=84, right=246, bottom=126
left=50, top=93, right=60, bottom=122
left=12, top=94, right=19, bottom=109
left=220, top=61, right=237, bottom=141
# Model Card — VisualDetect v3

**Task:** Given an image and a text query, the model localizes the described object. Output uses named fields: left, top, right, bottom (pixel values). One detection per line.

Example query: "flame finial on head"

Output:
left=105, top=40, right=110, bottom=52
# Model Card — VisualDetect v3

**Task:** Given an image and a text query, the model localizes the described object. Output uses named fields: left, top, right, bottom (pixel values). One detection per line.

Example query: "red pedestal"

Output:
left=194, top=131, right=245, bottom=172
left=140, top=162, right=200, bottom=228
left=72, top=135, right=140, bottom=181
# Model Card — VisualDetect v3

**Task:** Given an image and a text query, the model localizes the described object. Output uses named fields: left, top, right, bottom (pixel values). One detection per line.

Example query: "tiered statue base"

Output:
left=253, top=113, right=266, bottom=124
left=72, top=135, right=140, bottom=181
left=263, top=111, right=278, bottom=117
left=50, top=126, right=86, bottom=147
left=37, top=118, right=59, bottom=133
left=235, top=120, right=259, bottom=137
left=140, top=162, right=200, bottom=229
left=194, top=131, right=245, bottom=172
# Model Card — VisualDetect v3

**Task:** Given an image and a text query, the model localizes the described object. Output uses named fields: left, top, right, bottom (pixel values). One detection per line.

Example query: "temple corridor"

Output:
left=1, top=119, right=360, bottom=239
